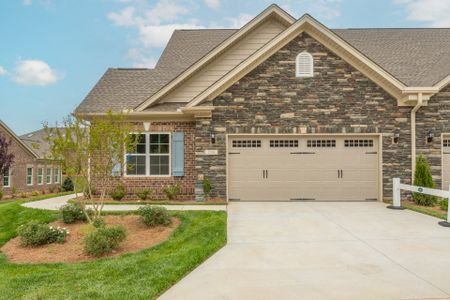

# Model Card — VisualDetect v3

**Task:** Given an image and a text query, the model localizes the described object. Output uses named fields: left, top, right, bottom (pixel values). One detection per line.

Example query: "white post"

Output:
left=447, top=185, right=450, bottom=224
left=388, top=178, right=403, bottom=209
left=393, top=178, right=401, bottom=207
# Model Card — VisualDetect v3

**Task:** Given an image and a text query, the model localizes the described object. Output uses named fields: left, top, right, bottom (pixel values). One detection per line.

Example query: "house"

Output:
left=75, top=4, right=450, bottom=201
left=0, top=120, right=62, bottom=195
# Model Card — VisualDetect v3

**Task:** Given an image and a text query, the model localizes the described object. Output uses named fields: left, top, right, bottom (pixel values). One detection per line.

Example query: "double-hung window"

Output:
left=26, top=166, right=33, bottom=186
left=46, top=167, right=52, bottom=184
left=54, top=167, right=60, bottom=184
left=126, top=133, right=170, bottom=176
left=3, top=168, right=11, bottom=187
left=37, top=167, right=43, bottom=185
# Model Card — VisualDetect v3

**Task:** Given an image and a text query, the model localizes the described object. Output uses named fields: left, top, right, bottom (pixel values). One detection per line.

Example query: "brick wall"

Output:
left=0, top=125, right=60, bottom=195
left=195, top=32, right=414, bottom=199
left=90, top=121, right=196, bottom=200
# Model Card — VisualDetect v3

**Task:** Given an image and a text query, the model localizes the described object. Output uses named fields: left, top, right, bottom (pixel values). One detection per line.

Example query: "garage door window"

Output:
left=270, top=140, right=299, bottom=148
left=443, top=139, right=450, bottom=147
left=307, top=139, right=336, bottom=148
left=232, top=140, right=261, bottom=148
left=344, top=139, right=373, bottom=147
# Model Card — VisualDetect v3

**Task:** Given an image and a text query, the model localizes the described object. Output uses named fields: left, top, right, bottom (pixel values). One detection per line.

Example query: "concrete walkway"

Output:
left=22, top=194, right=226, bottom=211
left=160, top=201, right=450, bottom=300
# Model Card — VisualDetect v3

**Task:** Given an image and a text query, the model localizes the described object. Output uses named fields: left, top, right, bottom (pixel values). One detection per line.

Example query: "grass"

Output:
left=0, top=197, right=227, bottom=300
left=0, top=191, right=74, bottom=204
left=384, top=198, right=448, bottom=220
left=401, top=202, right=447, bottom=220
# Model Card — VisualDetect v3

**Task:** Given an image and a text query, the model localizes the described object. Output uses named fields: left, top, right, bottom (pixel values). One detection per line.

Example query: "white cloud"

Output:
left=204, top=0, right=220, bottom=10
left=395, top=0, right=450, bottom=26
left=139, top=23, right=204, bottom=48
left=108, top=0, right=201, bottom=66
left=143, top=0, right=189, bottom=25
left=225, top=13, right=253, bottom=28
left=280, top=0, right=341, bottom=20
left=126, top=48, right=158, bottom=68
left=0, top=66, right=7, bottom=76
left=12, top=60, right=63, bottom=86
left=108, top=6, right=137, bottom=27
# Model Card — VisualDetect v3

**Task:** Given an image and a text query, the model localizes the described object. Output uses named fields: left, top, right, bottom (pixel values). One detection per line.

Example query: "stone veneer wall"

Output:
left=416, top=85, right=450, bottom=188
left=94, top=121, right=197, bottom=200
left=195, top=32, right=416, bottom=199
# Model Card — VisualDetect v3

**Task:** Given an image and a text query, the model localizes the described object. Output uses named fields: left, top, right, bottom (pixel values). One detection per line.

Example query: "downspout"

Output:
left=411, top=92, right=423, bottom=183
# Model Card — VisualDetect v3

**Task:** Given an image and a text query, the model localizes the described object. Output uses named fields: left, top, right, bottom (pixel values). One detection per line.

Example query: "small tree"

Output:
left=0, top=132, right=14, bottom=185
left=45, top=111, right=137, bottom=222
left=413, top=155, right=437, bottom=206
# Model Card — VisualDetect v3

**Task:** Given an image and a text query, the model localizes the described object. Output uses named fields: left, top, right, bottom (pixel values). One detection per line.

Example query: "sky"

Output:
left=1, top=0, right=450, bottom=135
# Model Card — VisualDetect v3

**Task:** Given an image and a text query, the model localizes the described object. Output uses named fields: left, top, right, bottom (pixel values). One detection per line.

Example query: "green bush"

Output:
left=20, top=192, right=27, bottom=198
left=92, top=217, right=105, bottom=228
left=162, top=183, right=181, bottom=200
left=110, top=184, right=127, bottom=201
left=62, top=177, right=74, bottom=192
left=136, top=188, right=154, bottom=201
left=0, top=190, right=3, bottom=200
left=31, top=191, right=39, bottom=197
left=203, top=177, right=212, bottom=199
left=413, top=155, right=438, bottom=206
left=138, top=206, right=171, bottom=227
left=18, top=221, right=68, bottom=247
left=84, top=225, right=127, bottom=257
left=440, top=199, right=448, bottom=211
left=60, top=203, right=91, bottom=224
left=11, top=187, right=17, bottom=198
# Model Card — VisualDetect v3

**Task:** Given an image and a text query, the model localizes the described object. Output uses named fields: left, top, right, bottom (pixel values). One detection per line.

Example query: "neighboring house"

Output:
left=76, top=4, right=450, bottom=201
left=0, top=120, right=61, bottom=195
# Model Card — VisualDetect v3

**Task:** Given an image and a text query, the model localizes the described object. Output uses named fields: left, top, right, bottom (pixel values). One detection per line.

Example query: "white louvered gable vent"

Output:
left=296, top=51, right=314, bottom=78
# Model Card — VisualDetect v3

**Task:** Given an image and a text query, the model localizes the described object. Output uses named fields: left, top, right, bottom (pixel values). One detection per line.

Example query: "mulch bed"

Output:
left=1, top=215, right=180, bottom=264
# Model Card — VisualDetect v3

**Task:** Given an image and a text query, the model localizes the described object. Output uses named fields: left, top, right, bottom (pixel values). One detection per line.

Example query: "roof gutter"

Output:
left=411, top=92, right=423, bottom=183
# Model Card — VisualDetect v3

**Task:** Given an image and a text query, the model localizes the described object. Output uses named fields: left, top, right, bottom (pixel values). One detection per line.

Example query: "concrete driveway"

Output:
left=160, top=201, right=450, bottom=300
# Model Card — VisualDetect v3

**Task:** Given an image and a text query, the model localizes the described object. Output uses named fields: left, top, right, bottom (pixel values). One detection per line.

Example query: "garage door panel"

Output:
left=228, top=135, right=379, bottom=201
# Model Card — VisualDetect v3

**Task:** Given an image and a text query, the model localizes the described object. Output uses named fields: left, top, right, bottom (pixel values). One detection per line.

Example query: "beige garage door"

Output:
left=442, top=136, right=450, bottom=190
left=228, top=135, right=380, bottom=201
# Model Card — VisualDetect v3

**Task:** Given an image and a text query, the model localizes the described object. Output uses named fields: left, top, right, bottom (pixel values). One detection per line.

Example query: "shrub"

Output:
left=11, top=187, right=17, bottom=198
left=60, top=203, right=91, bottom=224
left=138, top=206, right=171, bottom=227
left=84, top=225, right=127, bottom=257
left=62, top=177, right=74, bottom=192
left=31, top=191, right=39, bottom=197
left=18, top=221, right=68, bottom=247
left=203, top=177, right=212, bottom=199
left=440, top=199, right=448, bottom=211
left=162, top=183, right=181, bottom=200
left=0, top=190, right=3, bottom=200
left=413, top=155, right=437, bottom=206
left=136, top=188, right=154, bottom=201
left=110, top=184, right=127, bottom=201
left=49, top=186, right=55, bottom=193
left=92, top=217, right=105, bottom=228
left=20, top=192, right=27, bottom=198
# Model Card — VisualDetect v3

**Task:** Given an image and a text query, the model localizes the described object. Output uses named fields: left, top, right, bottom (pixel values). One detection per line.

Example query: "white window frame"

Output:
left=37, top=166, right=43, bottom=185
left=46, top=167, right=52, bottom=184
left=54, top=167, right=60, bottom=184
left=26, top=166, right=34, bottom=186
left=3, top=167, right=11, bottom=188
left=124, top=132, right=171, bottom=177
left=296, top=51, right=314, bottom=78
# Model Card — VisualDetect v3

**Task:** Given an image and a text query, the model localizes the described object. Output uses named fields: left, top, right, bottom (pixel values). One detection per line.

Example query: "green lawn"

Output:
left=0, top=199, right=227, bottom=300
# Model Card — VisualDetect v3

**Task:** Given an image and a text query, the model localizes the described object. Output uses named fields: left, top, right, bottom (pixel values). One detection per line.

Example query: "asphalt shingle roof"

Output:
left=19, top=128, right=62, bottom=159
left=76, top=27, right=450, bottom=114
